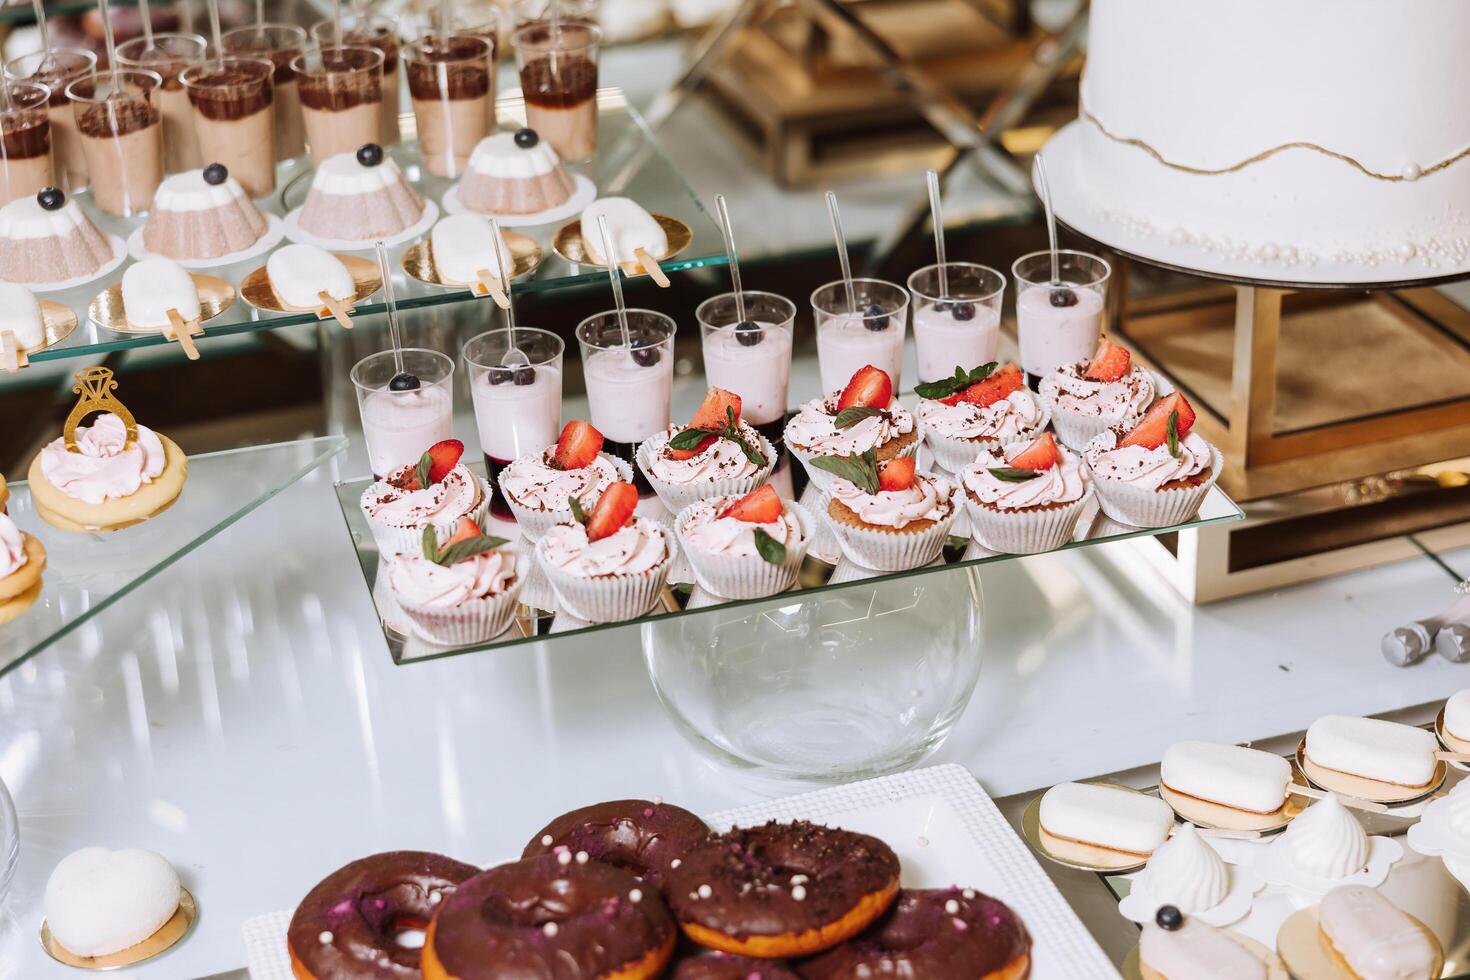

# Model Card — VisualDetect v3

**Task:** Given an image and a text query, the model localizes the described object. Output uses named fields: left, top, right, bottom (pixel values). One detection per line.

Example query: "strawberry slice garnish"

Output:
left=426, top=439, right=464, bottom=484
left=940, top=362, right=1023, bottom=408
left=550, top=420, right=604, bottom=470
left=877, top=456, right=916, bottom=491
left=668, top=388, right=744, bottom=461
left=837, top=365, right=893, bottom=411
left=1118, top=392, right=1196, bottom=450
left=718, top=484, right=783, bottom=523
left=585, top=481, right=638, bottom=541
left=1008, top=432, right=1061, bottom=471
left=1083, top=339, right=1131, bottom=382
left=443, top=515, right=483, bottom=548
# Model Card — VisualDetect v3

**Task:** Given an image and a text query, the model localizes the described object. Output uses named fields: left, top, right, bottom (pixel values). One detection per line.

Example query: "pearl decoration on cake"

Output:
left=1402, top=163, right=1423, bottom=181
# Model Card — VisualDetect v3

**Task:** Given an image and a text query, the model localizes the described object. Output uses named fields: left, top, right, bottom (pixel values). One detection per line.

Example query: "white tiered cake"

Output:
left=1060, top=0, right=1470, bottom=279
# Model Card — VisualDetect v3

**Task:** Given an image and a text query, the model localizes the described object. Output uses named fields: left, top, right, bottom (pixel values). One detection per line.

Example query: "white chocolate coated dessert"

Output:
left=580, top=197, right=667, bottom=265
left=268, top=244, right=355, bottom=309
left=1445, top=689, right=1470, bottom=742
left=1306, top=715, right=1438, bottom=788
left=1319, top=885, right=1439, bottom=980
left=468, top=131, right=562, bottom=178
left=1161, top=740, right=1292, bottom=815
left=1139, top=914, right=1268, bottom=979
left=1038, top=782, right=1173, bottom=856
left=122, top=259, right=200, bottom=328
left=44, top=847, right=180, bottom=957
left=0, top=282, right=44, bottom=347
left=430, top=214, right=509, bottom=285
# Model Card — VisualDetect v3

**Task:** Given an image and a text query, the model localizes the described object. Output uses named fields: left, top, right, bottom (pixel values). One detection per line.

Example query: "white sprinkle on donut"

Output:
left=792, top=885, right=807, bottom=901
left=962, top=889, right=976, bottom=899
left=945, top=899, right=960, bottom=914
left=698, top=884, right=713, bottom=899
left=541, top=834, right=553, bottom=846
left=543, top=922, right=559, bottom=937
left=670, top=858, right=681, bottom=869
left=790, top=874, right=808, bottom=885
left=557, top=851, right=573, bottom=865
left=629, top=888, right=643, bottom=903
left=318, top=931, right=333, bottom=945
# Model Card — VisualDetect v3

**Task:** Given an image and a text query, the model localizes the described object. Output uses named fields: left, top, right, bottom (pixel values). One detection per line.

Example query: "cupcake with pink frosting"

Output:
left=500, top=420, right=632, bottom=541
left=961, top=433, right=1093, bottom=554
left=1085, top=393, right=1220, bottom=528
left=785, top=366, right=917, bottom=493
left=637, top=388, right=775, bottom=511
left=675, top=485, right=813, bottom=599
left=1039, top=339, right=1155, bottom=450
left=536, top=481, right=676, bottom=622
left=0, top=508, right=45, bottom=624
left=811, top=452, right=958, bottom=571
left=359, top=439, right=490, bottom=557
left=389, top=518, right=522, bottom=645
left=914, top=362, right=1048, bottom=474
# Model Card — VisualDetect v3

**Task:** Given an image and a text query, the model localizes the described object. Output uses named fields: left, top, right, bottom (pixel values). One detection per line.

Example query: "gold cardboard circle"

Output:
left=1158, top=781, right=1301, bottom=834
left=401, top=229, right=543, bottom=291
left=40, top=886, right=197, bottom=970
left=1295, top=735, right=1446, bottom=805
left=1436, top=707, right=1470, bottom=769
left=1126, top=931, right=1289, bottom=980
left=1020, top=783, right=1160, bottom=874
left=1276, top=904, right=1443, bottom=980
left=239, top=254, right=383, bottom=315
left=552, top=213, right=692, bottom=275
left=22, top=301, right=80, bottom=355
left=90, top=275, right=236, bottom=333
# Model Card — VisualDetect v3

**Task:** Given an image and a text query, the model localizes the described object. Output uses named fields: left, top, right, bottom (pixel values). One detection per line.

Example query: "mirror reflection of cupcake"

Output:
left=389, top=518, right=522, bottom=645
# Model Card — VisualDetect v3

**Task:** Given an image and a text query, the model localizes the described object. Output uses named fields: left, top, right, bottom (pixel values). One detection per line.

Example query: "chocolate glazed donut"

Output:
left=422, top=855, right=677, bottom=979
left=287, top=851, right=479, bottom=980
left=672, top=950, right=801, bottom=979
left=522, top=799, right=712, bottom=890
left=797, top=888, right=1033, bottom=980
left=665, top=821, right=901, bottom=959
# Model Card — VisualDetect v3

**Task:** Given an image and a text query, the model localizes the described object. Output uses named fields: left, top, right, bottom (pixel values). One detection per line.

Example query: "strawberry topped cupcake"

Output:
left=1085, top=393, right=1220, bottom=528
left=359, top=439, right=490, bottom=557
left=1039, top=339, right=1156, bottom=450
left=537, top=482, right=677, bottom=622
left=915, top=362, right=1049, bottom=474
left=961, top=432, right=1094, bottom=554
left=812, top=453, right=958, bottom=571
left=785, top=366, right=917, bottom=492
left=638, top=388, right=775, bottom=511
left=675, top=484, right=814, bottom=599
left=500, top=420, right=632, bottom=541
left=389, top=517, right=523, bottom=645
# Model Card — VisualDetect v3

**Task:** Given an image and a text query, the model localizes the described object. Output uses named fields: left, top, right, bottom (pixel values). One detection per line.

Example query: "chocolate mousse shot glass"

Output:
left=292, top=46, right=384, bottom=168
left=513, top=22, right=600, bottom=164
left=117, top=33, right=206, bottom=173
left=311, top=16, right=402, bottom=146
left=221, top=24, right=308, bottom=162
left=0, top=82, right=53, bottom=205
left=406, top=34, right=493, bottom=178
left=67, top=70, right=165, bottom=217
left=181, top=57, right=276, bottom=198
left=5, top=49, right=96, bottom=192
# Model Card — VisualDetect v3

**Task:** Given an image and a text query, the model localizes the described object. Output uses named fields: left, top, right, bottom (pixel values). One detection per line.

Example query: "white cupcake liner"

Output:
left=788, top=434, right=920, bottom=493
left=503, top=456, right=633, bottom=542
left=1040, top=372, right=1157, bottom=451
left=396, top=578, right=524, bottom=646
left=963, top=483, right=1095, bottom=555
left=537, top=530, right=679, bottom=623
left=818, top=489, right=960, bottom=572
left=919, top=402, right=1052, bottom=475
left=674, top=500, right=815, bottom=599
left=361, top=478, right=492, bottom=558
left=636, top=429, right=777, bottom=513
left=1091, top=446, right=1222, bottom=529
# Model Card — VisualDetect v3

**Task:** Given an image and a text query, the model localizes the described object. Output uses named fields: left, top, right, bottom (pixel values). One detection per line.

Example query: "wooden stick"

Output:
left=1191, top=826, right=1262, bottom=841
left=1436, top=750, right=1470, bottom=763
left=164, top=309, right=200, bottom=360
left=317, top=291, right=354, bottom=329
left=635, top=247, right=670, bottom=288
left=1290, top=783, right=1389, bottom=813
left=475, top=268, right=511, bottom=309
left=0, top=330, right=24, bottom=373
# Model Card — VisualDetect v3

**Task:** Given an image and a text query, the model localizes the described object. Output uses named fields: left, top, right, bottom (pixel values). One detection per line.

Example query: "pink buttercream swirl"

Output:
left=647, top=422, right=765, bottom=484
left=1086, top=429, right=1214, bottom=490
left=39, top=413, right=166, bottom=505
left=785, top=396, right=913, bottom=455
left=501, top=449, right=621, bottom=512
left=539, top=518, right=668, bottom=577
left=389, top=549, right=517, bottom=606
left=0, top=513, right=26, bottom=578
left=829, top=472, right=954, bottom=528
left=917, top=390, right=1043, bottom=441
left=963, top=443, right=1090, bottom=510
left=361, top=463, right=483, bottom=528
left=680, top=495, right=803, bottom=558
left=1040, top=361, right=1154, bottom=422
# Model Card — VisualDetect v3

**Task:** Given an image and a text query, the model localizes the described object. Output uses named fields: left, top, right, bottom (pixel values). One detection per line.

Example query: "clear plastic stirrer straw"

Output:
left=491, top=217, right=528, bottom=367
left=1033, top=154, right=1062, bottom=286
left=926, top=169, right=948, bottom=298
left=597, top=214, right=632, bottom=349
left=374, top=240, right=405, bottom=374
left=205, top=0, right=224, bottom=68
left=714, top=194, right=746, bottom=324
left=140, top=0, right=155, bottom=50
left=825, top=191, right=857, bottom=314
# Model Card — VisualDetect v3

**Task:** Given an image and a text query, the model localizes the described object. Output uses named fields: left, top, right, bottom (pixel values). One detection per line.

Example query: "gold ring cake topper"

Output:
left=64, top=367, right=137, bottom=453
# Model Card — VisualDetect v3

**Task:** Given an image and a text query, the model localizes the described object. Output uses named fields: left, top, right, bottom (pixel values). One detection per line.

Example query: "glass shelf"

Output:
left=335, top=456, right=1243, bottom=666
left=0, top=435, right=345, bottom=677
left=23, top=88, right=725, bottom=363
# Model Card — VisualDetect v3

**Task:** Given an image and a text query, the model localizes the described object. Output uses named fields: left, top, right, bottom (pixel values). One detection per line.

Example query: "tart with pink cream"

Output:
left=536, top=482, right=676, bottom=623
left=961, top=433, right=1094, bottom=554
left=674, top=485, right=813, bottom=599
left=638, top=388, right=774, bottom=511
left=500, top=420, right=632, bottom=540
left=812, top=453, right=958, bottom=571
left=914, top=362, right=1049, bottom=474
left=389, top=517, right=523, bottom=645
left=1039, top=339, right=1156, bottom=450
left=27, top=368, right=187, bottom=533
left=1085, top=393, right=1220, bottom=529
left=359, top=439, right=490, bottom=557
left=0, top=509, right=44, bottom=623
left=785, top=366, right=917, bottom=492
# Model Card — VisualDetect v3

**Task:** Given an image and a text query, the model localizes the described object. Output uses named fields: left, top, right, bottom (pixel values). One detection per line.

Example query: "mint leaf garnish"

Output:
left=415, top=450, right=434, bottom=490
left=421, top=524, right=440, bottom=563
left=568, top=495, right=588, bottom=524
left=988, top=466, right=1041, bottom=483
left=435, top=535, right=509, bottom=567
left=666, top=407, right=767, bottom=467
left=751, top=527, right=786, bottom=566
left=1166, top=410, right=1181, bottom=459
left=913, top=362, right=997, bottom=400
left=833, top=406, right=882, bottom=430
left=808, top=448, right=880, bottom=495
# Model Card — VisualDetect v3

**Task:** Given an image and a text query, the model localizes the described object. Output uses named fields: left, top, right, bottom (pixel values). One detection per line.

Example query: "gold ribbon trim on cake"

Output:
left=64, top=367, right=137, bottom=452
left=1080, top=104, right=1470, bottom=182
